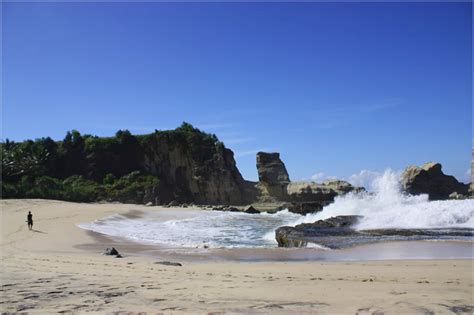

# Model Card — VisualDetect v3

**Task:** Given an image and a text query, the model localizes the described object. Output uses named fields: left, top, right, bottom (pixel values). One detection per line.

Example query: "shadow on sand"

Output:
left=32, top=229, right=47, bottom=234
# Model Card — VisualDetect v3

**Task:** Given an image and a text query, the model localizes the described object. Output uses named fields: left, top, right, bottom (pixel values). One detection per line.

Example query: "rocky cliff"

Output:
left=1, top=123, right=255, bottom=205
left=140, top=130, right=252, bottom=205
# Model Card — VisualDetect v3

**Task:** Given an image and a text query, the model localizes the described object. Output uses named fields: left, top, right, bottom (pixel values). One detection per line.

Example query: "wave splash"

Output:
left=289, top=169, right=474, bottom=230
left=78, top=209, right=301, bottom=248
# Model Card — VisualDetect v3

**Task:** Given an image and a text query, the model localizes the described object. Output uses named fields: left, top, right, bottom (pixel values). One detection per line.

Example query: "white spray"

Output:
left=289, top=169, right=474, bottom=229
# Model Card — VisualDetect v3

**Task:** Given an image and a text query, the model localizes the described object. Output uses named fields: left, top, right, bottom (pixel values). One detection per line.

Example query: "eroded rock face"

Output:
left=283, top=181, right=363, bottom=214
left=256, top=152, right=290, bottom=185
left=142, top=134, right=255, bottom=205
left=286, top=181, right=362, bottom=202
left=401, top=162, right=468, bottom=200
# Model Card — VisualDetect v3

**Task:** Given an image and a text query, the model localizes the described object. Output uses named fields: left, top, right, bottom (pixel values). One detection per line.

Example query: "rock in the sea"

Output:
left=276, top=215, right=362, bottom=248
left=401, top=162, right=468, bottom=200
left=286, top=201, right=330, bottom=215
left=275, top=215, right=474, bottom=249
left=285, top=181, right=363, bottom=214
left=244, top=205, right=260, bottom=214
left=256, top=152, right=290, bottom=185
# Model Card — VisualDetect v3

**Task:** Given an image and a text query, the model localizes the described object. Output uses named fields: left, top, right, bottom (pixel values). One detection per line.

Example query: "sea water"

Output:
left=78, top=208, right=301, bottom=248
left=78, top=170, right=474, bottom=248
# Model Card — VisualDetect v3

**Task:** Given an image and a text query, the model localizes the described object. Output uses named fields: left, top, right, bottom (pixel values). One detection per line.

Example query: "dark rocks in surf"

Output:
left=401, top=162, right=468, bottom=200
left=276, top=215, right=362, bottom=247
left=244, top=205, right=260, bottom=214
left=286, top=201, right=330, bottom=215
left=275, top=215, right=474, bottom=249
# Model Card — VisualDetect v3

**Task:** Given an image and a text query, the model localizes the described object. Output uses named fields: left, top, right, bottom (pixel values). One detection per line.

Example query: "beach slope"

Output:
left=1, top=199, right=472, bottom=314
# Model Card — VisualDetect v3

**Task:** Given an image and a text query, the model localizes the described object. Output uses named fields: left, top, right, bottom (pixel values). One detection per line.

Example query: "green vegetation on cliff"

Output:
left=1, top=122, right=240, bottom=204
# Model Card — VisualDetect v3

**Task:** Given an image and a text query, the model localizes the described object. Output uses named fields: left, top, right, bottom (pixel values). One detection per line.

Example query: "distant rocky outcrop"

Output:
left=284, top=180, right=363, bottom=214
left=255, top=152, right=290, bottom=200
left=253, top=152, right=364, bottom=214
left=256, top=152, right=290, bottom=185
left=275, top=215, right=474, bottom=248
left=401, top=162, right=468, bottom=200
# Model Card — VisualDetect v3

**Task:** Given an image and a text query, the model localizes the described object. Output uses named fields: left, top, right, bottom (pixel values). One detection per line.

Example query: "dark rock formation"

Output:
left=244, top=205, right=260, bottom=214
left=275, top=216, right=473, bottom=249
left=256, top=152, right=290, bottom=200
left=286, top=201, right=331, bottom=215
left=401, top=162, right=468, bottom=200
left=276, top=215, right=362, bottom=247
left=256, top=152, right=290, bottom=185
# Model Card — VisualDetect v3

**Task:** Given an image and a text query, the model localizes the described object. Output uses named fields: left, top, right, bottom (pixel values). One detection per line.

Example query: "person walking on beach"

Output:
left=27, top=211, right=33, bottom=230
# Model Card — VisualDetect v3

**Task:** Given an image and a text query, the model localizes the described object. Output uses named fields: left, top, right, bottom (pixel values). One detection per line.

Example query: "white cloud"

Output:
left=311, top=172, right=337, bottom=182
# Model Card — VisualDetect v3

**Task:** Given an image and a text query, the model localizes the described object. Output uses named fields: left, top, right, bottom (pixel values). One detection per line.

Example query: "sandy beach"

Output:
left=1, top=199, right=473, bottom=314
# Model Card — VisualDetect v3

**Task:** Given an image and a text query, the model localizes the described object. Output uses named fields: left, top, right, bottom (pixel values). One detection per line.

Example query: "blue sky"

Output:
left=3, top=2, right=472, bottom=184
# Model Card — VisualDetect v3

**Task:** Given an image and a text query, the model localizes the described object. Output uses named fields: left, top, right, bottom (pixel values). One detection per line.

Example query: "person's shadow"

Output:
left=32, top=229, right=47, bottom=234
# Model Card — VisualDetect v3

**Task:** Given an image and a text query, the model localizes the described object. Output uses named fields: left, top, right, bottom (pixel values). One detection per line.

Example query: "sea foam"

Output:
left=288, top=169, right=474, bottom=230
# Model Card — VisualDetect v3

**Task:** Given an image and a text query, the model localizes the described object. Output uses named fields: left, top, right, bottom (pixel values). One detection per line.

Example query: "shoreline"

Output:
left=1, top=199, right=473, bottom=313
left=75, top=206, right=474, bottom=262
left=78, top=223, right=474, bottom=263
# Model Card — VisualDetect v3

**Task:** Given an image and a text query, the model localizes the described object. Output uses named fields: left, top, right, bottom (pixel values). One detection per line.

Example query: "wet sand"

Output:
left=1, top=199, right=473, bottom=314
